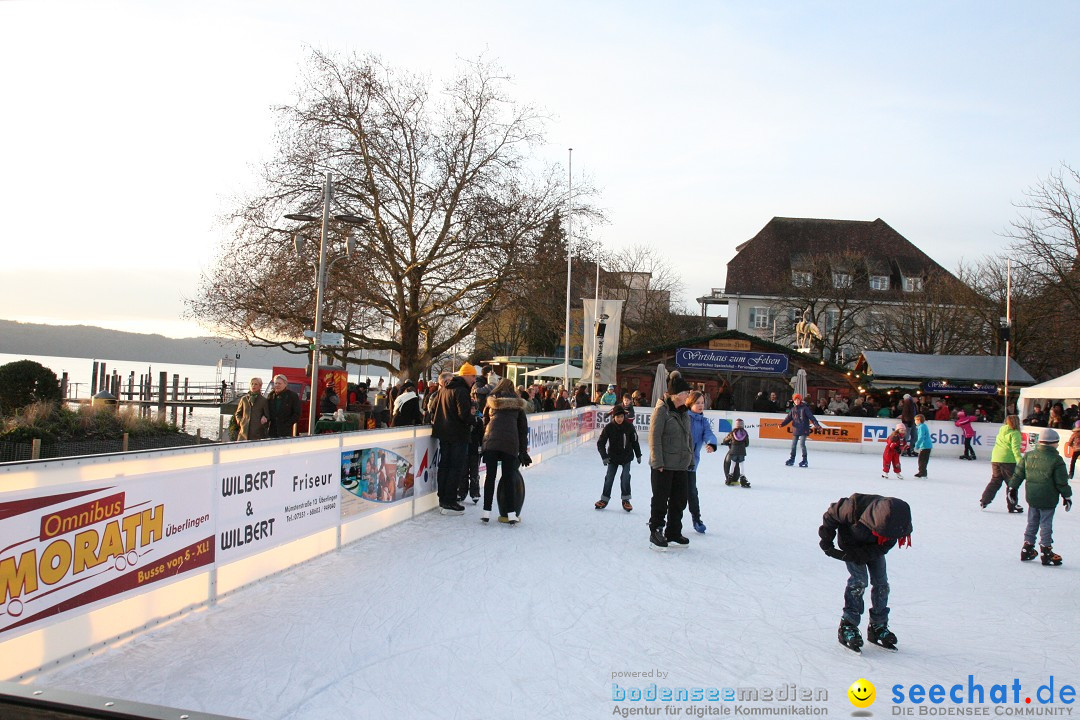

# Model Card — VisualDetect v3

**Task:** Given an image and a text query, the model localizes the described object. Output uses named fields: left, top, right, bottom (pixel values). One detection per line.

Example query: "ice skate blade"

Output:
left=869, top=640, right=898, bottom=652
left=838, top=641, right=862, bottom=654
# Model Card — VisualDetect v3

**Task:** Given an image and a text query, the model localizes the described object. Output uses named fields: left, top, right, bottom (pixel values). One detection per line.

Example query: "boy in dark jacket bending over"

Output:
left=595, top=405, right=642, bottom=511
left=818, top=494, right=913, bottom=652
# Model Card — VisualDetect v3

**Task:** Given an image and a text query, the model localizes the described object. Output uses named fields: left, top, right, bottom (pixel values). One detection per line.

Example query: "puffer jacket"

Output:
left=482, top=395, right=529, bottom=457
left=780, top=403, right=821, bottom=436
left=432, top=376, right=474, bottom=443
left=914, top=422, right=933, bottom=451
left=1008, top=444, right=1072, bottom=509
left=990, top=425, right=1022, bottom=464
left=597, top=419, right=642, bottom=465
left=818, top=493, right=913, bottom=565
left=721, top=427, right=750, bottom=461
left=687, top=410, right=718, bottom=470
left=649, top=398, right=693, bottom=471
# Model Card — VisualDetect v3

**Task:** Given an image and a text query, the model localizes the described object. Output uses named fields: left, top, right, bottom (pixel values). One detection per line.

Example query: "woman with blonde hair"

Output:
left=980, top=415, right=1024, bottom=513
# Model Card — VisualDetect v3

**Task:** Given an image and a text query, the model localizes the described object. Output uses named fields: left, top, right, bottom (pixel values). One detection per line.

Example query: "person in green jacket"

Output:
left=980, top=416, right=1024, bottom=513
left=1007, top=428, right=1073, bottom=566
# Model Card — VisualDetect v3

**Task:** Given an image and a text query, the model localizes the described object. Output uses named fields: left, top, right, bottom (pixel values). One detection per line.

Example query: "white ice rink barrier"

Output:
left=0, top=407, right=600, bottom=679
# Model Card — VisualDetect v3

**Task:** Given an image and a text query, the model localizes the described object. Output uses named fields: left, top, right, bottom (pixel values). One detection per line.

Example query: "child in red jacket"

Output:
left=882, top=423, right=907, bottom=479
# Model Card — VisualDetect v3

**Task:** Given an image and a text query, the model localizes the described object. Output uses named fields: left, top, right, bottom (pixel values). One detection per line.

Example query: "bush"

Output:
left=0, top=402, right=182, bottom=442
left=0, top=360, right=62, bottom=413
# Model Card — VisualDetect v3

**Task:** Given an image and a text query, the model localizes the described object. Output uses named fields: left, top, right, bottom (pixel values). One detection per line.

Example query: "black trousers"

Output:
left=436, top=440, right=469, bottom=505
left=482, top=450, right=520, bottom=514
left=917, top=449, right=930, bottom=476
left=649, top=467, right=688, bottom=537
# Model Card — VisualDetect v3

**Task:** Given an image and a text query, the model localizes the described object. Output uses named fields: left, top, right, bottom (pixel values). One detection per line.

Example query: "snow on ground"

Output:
left=30, top=442, right=1079, bottom=719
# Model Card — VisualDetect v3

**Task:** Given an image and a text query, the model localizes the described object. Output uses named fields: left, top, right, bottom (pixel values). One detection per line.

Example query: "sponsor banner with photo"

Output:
left=217, top=452, right=340, bottom=562
left=340, top=439, right=416, bottom=520
left=0, top=470, right=214, bottom=639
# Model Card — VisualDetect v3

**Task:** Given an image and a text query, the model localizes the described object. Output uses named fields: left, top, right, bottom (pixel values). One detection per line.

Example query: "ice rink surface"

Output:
left=30, top=442, right=1078, bottom=719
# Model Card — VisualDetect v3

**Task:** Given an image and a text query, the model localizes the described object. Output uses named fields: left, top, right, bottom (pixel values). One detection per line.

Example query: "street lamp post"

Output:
left=286, top=171, right=366, bottom=435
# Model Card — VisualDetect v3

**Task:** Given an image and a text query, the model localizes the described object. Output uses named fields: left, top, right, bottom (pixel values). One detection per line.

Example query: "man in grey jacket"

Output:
left=648, top=371, right=694, bottom=551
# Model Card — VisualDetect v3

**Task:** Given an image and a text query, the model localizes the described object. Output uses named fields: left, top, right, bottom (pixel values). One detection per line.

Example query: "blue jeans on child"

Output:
left=842, top=555, right=889, bottom=627
left=1023, top=506, right=1056, bottom=546
left=788, top=434, right=808, bottom=461
left=601, top=462, right=632, bottom=500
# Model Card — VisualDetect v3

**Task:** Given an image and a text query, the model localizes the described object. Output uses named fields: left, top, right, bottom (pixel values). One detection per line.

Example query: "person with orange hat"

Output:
left=780, top=393, right=822, bottom=468
left=430, top=362, right=479, bottom=515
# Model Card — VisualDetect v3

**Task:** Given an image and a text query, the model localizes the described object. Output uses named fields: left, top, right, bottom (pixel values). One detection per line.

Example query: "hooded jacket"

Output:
left=390, top=390, right=422, bottom=427
left=482, top=395, right=529, bottom=456
left=597, top=417, right=642, bottom=465
left=687, top=409, right=718, bottom=470
left=1007, top=444, right=1072, bottom=509
left=990, top=424, right=1022, bottom=464
left=721, top=426, right=750, bottom=461
left=818, top=493, right=913, bottom=565
left=780, top=403, right=821, bottom=436
left=432, top=376, right=474, bottom=443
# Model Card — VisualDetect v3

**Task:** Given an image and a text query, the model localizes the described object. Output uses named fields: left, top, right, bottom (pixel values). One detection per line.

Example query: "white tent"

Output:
left=1017, top=367, right=1080, bottom=419
left=523, top=362, right=582, bottom=380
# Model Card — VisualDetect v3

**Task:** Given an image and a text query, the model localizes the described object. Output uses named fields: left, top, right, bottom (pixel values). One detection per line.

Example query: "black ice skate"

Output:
left=725, top=475, right=740, bottom=486
left=1041, top=545, right=1063, bottom=566
left=838, top=620, right=863, bottom=653
left=739, top=476, right=751, bottom=488
left=867, top=623, right=898, bottom=651
left=1020, top=542, right=1038, bottom=561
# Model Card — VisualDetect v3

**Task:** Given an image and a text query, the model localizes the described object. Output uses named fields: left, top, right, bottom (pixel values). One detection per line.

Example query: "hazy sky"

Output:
left=1, top=1, right=1077, bottom=338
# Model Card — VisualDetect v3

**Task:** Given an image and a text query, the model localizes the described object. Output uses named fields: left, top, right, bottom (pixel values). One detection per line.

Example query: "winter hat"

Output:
left=1039, top=428, right=1060, bottom=444
left=457, top=362, right=478, bottom=377
left=607, top=384, right=616, bottom=391
left=1074, top=420, right=1080, bottom=430
left=792, top=393, right=802, bottom=402
left=667, top=370, right=691, bottom=395
left=735, top=418, right=744, bottom=426
left=903, top=394, right=912, bottom=400
left=611, top=404, right=626, bottom=417
left=895, top=422, right=906, bottom=432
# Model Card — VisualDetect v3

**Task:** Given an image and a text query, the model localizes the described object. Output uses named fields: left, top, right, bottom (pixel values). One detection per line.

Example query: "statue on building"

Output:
left=794, top=308, right=822, bottom=353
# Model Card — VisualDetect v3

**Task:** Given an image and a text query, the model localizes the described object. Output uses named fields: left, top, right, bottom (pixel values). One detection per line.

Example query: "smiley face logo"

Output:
left=848, top=678, right=876, bottom=708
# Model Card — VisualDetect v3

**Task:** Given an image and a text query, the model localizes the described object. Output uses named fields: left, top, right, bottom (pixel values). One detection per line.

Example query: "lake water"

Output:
left=0, top=352, right=391, bottom=441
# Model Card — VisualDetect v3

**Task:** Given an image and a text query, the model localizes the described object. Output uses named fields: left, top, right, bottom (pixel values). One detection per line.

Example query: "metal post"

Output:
left=591, top=246, right=600, bottom=401
left=1004, top=258, right=1012, bottom=414
left=563, top=148, right=573, bottom=394
left=307, top=171, right=333, bottom=436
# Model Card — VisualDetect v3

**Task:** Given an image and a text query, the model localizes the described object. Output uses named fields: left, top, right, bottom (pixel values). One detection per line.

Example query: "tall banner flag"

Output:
left=581, top=299, right=625, bottom=386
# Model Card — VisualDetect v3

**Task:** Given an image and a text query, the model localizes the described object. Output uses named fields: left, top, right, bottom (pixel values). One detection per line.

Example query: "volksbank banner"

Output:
left=581, top=299, right=624, bottom=386
left=675, top=348, right=789, bottom=375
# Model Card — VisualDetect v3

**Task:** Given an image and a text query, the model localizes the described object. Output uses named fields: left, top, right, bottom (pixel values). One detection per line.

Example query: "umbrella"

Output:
left=651, top=362, right=668, bottom=406
left=524, top=363, right=583, bottom=379
left=790, top=368, right=808, bottom=398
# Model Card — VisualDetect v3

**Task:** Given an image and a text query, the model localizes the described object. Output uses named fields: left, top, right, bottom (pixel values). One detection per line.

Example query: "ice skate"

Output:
left=439, top=503, right=465, bottom=516
left=665, top=534, right=689, bottom=548
left=838, top=620, right=863, bottom=653
left=594, top=499, right=608, bottom=510
left=881, top=472, right=889, bottom=478
left=785, top=458, right=795, bottom=467
left=481, top=510, right=490, bottom=523
left=1008, top=505, right=1024, bottom=513
left=1020, top=542, right=1037, bottom=561
left=649, top=529, right=669, bottom=552
left=622, top=500, right=633, bottom=512
left=868, top=623, right=898, bottom=651
left=739, top=476, right=750, bottom=488
left=725, top=476, right=740, bottom=486
left=692, top=518, right=706, bottom=533
left=1041, top=545, right=1062, bottom=566
left=798, top=459, right=808, bottom=468
left=895, top=473, right=903, bottom=480
left=506, top=512, right=519, bottom=525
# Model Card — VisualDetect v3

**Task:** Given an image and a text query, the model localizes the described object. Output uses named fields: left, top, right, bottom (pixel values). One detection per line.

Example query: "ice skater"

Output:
left=1007, top=428, right=1072, bottom=566
left=912, top=414, right=933, bottom=478
left=781, top=393, right=823, bottom=467
left=647, top=370, right=693, bottom=551
left=686, top=390, right=718, bottom=533
left=818, top=493, right=913, bottom=652
left=981, top=415, right=1024, bottom=512
left=595, top=404, right=642, bottom=512
left=955, top=410, right=976, bottom=460
left=721, top=418, right=750, bottom=488
left=882, top=423, right=907, bottom=479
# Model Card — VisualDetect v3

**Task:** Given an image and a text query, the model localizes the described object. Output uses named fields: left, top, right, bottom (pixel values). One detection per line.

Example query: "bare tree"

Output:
left=188, top=51, right=591, bottom=379
left=603, top=244, right=688, bottom=352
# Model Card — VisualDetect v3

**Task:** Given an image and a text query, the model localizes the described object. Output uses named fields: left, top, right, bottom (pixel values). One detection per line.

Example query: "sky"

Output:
left=1, top=0, right=1077, bottom=338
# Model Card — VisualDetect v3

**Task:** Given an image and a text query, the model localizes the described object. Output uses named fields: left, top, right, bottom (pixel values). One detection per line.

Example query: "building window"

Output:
left=868, top=311, right=887, bottom=335
left=823, top=310, right=839, bottom=334
left=903, top=276, right=924, bottom=292
left=792, top=270, right=812, bottom=287
left=870, top=275, right=889, bottom=291
left=833, top=272, right=851, bottom=289
left=749, top=306, right=771, bottom=330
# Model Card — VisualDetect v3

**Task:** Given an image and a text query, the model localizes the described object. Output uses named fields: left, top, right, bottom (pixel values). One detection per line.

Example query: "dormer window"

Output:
left=792, top=270, right=812, bottom=287
left=870, top=275, right=889, bottom=291
left=833, top=272, right=851, bottom=289
left=903, top=276, right=924, bottom=292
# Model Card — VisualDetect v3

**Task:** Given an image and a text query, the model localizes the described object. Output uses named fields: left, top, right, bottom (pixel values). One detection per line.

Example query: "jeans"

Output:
left=905, top=425, right=917, bottom=454
left=436, top=439, right=469, bottom=505
left=842, top=554, right=889, bottom=627
left=482, top=450, right=519, bottom=514
left=1024, top=505, right=1056, bottom=546
left=788, top=434, right=808, bottom=461
left=686, top=470, right=701, bottom=521
left=981, top=463, right=1016, bottom=507
left=649, top=467, right=688, bottom=537
left=462, top=440, right=481, bottom=500
left=601, top=462, right=632, bottom=501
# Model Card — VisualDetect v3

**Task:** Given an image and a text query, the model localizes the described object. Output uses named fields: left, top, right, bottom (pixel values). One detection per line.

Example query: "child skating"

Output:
left=595, top=404, right=642, bottom=511
left=1007, top=428, right=1073, bottom=566
left=818, top=493, right=913, bottom=652
left=882, top=423, right=907, bottom=479
left=913, top=414, right=933, bottom=478
left=721, top=418, right=751, bottom=488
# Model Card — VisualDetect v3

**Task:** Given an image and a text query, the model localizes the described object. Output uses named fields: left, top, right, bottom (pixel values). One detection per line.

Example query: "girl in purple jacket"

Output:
left=955, top=410, right=976, bottom=460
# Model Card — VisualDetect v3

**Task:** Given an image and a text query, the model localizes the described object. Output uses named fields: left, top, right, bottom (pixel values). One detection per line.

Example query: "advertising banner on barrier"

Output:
left=0, top=470, right=215, bottom=639
left=413, top=437, right=439, bottom=499
left=759, top=417, right=863, bottom=444
left=528, top=413, right=561, bottom=456
left=217, top=452, right=340, bottom=562
left=340, top=439, right=416, bottom=520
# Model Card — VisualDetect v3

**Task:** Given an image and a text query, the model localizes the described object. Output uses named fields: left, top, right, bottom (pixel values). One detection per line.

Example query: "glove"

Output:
left=823, top=547, right=846, bottom=561
left=602, top=457, right=609, bottom=466
left=636, top=456, right=642, bottom=464
left=1065, top=497, right=1073, bottom=512
left=1007, top=487, right=1019, bottom=507
left=519, top=451, right=532, bottom=468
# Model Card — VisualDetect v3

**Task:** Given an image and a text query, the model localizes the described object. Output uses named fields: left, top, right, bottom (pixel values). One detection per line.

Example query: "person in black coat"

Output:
left=319, top=378, right=340, bottom=415
left=819, top=493, right=913, bottom=651
left=481, top=379, right=531, bottom=523
left=389, top=381, right=423, bottom=427
left=594, top=404, right=642, bottom=511
left=267, top=374, right=301, bottom=438
left=431, top=363, right=478, bottom=514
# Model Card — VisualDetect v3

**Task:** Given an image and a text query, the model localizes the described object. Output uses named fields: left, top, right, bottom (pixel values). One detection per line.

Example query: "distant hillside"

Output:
left=0, top=320, right=304, bottom=367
